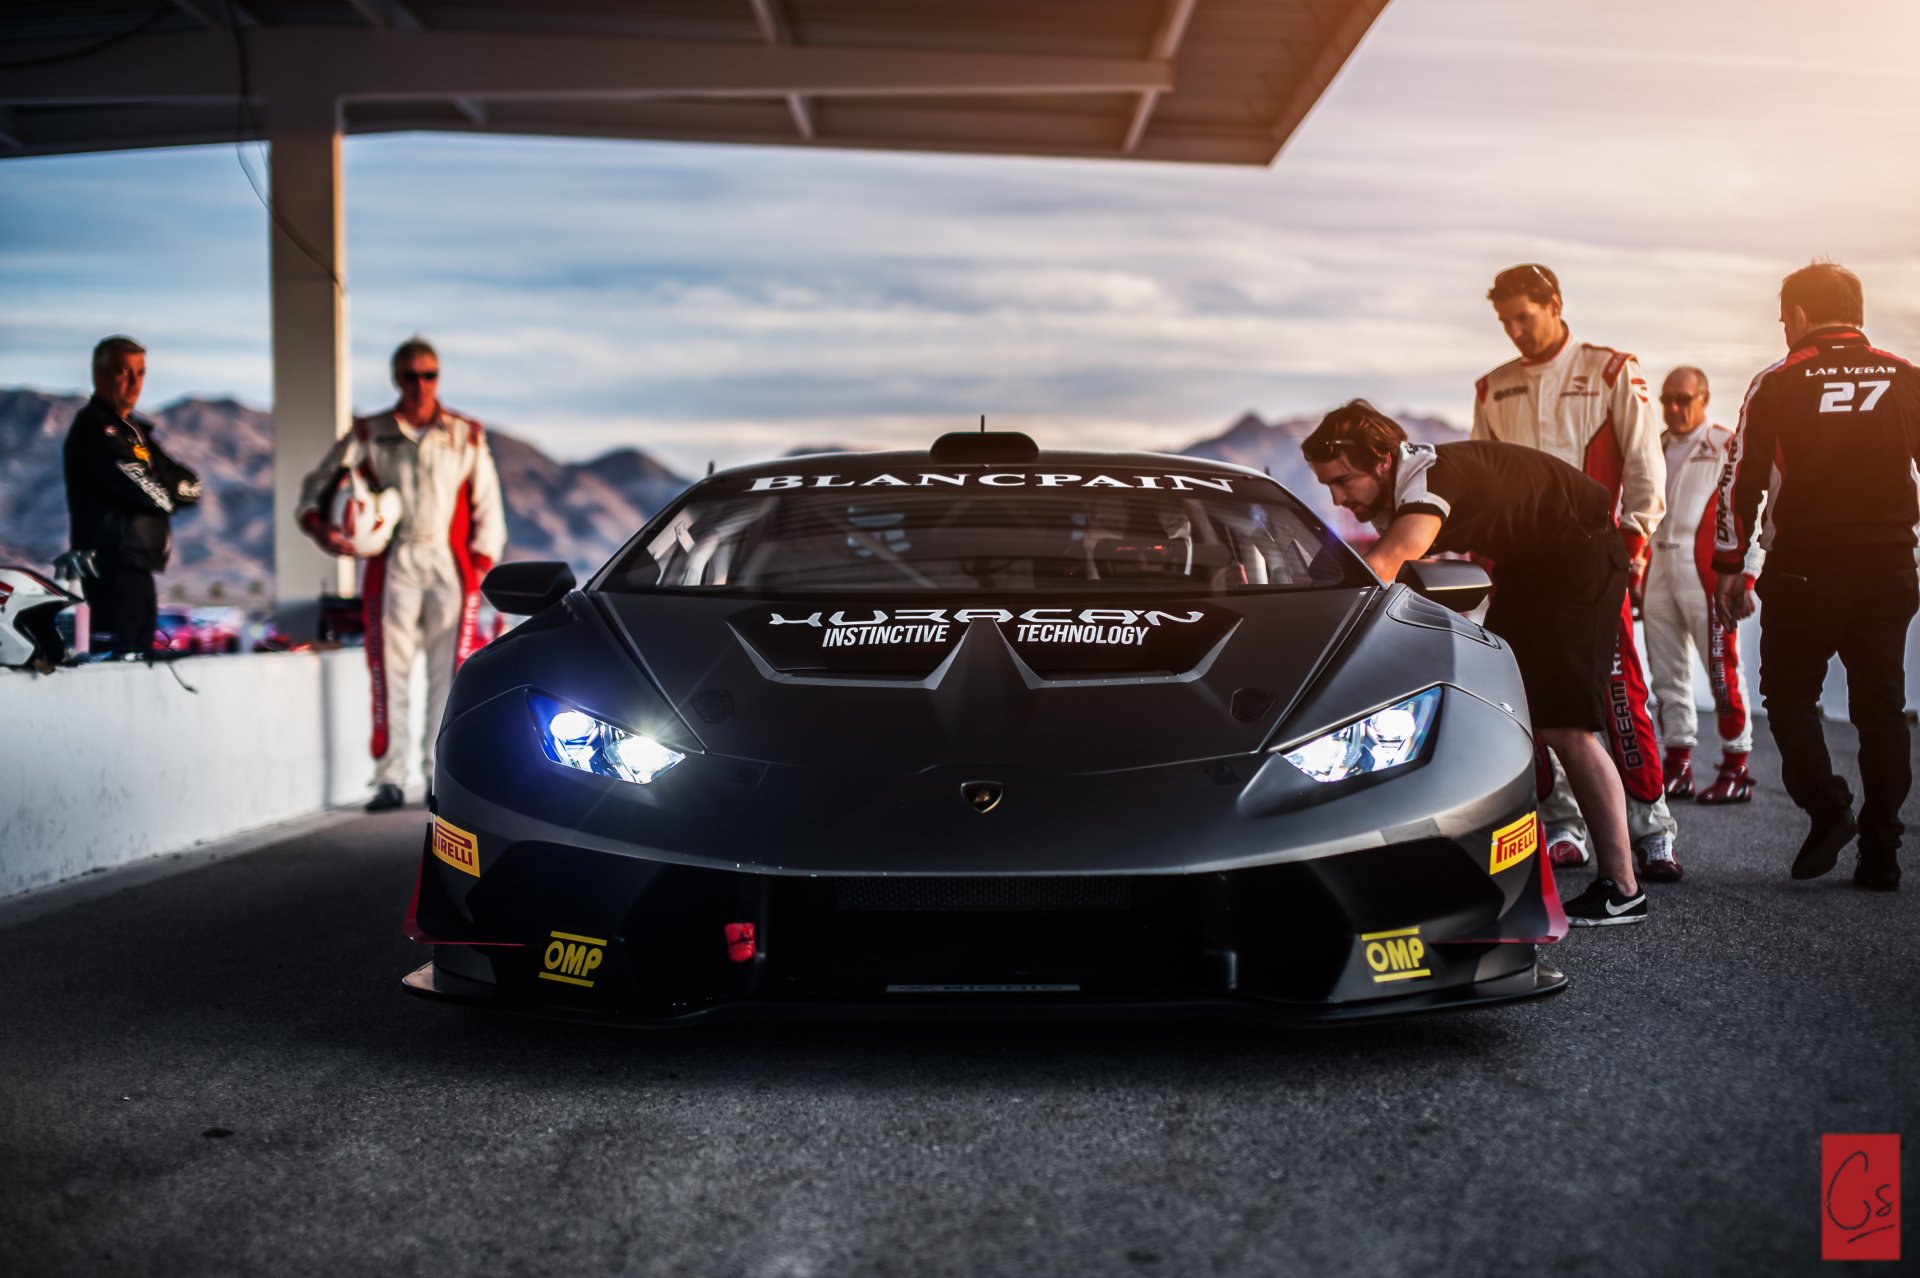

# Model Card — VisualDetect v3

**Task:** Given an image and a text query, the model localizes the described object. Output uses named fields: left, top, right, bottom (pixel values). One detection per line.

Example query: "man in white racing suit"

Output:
left=1472, top=264, right=1681, bottom=879
left=299, top=337, right=507, bottom=811
left=1644, top=367, right=1760, bottom=834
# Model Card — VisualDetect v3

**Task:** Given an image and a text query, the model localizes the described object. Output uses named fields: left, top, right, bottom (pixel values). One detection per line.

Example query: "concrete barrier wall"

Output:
left=0, top=649, right=425, bottom=900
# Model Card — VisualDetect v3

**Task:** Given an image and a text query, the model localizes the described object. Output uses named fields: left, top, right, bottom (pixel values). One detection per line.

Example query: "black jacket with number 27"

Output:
left=1713, top=325, right=1920, bottom=578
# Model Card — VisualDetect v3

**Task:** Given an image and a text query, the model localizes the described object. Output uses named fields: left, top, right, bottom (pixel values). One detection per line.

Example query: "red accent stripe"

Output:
left=1699, top=488, right=1749, bottom=743
left=1537, top=840, right=1569, bottom=942
left=1715, top=617, right=1747, bottom=744
left=363, top=553, right=389, bottom=762
left=1606, top=593, right=1666, bottom=803
left=1583, top=416, right=1625, bottom=501
left=449, top=479, right=481, bottom=670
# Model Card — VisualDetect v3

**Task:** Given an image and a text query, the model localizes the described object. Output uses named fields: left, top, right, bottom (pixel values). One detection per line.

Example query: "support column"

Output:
left=267, top=96, right=353, bottom=639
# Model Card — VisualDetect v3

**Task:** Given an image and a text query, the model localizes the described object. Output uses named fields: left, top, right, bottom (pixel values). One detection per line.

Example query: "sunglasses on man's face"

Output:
left=399, top=369, right=439, bottom=383
left=1660, top=393, right=1696, bottom=407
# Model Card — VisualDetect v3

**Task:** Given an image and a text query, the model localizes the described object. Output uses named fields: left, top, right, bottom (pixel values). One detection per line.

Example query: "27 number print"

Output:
left=1819, top=380, right=1892, bottom=413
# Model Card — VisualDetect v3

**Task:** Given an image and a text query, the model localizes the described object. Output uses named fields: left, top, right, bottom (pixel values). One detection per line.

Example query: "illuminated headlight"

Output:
left=532, top=695, right=686, bottom=785
left=1278, top=687, right=1441, bottom=784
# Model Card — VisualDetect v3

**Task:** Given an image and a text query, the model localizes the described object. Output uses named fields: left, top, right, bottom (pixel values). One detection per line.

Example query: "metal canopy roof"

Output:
left=0, top=0, right=1389, bottom=165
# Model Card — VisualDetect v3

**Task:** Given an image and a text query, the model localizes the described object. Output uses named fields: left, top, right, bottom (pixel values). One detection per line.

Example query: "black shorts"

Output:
left=1483, top=531, right=1628, bottom=731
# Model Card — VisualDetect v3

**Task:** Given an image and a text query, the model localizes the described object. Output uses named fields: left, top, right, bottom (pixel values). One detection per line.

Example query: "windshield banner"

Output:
left=735, top=599, right=1238, bottom=677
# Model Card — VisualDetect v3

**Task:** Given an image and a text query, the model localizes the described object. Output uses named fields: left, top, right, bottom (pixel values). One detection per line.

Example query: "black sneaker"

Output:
left=1854, top=849, right=1901, bottom=892
left=1791, top=808, right=1857, bottom=880
left=365, top=783, right=406, bottom=813
left=1562, top=877, right=1648, bottom=926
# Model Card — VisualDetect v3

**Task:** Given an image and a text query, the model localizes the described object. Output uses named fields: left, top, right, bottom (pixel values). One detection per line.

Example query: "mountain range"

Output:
left=0, top=387, right=1460, bottom=603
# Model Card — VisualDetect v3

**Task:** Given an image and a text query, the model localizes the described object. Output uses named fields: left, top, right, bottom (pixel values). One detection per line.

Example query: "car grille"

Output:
left=832, top=876, right=1132, bottom=913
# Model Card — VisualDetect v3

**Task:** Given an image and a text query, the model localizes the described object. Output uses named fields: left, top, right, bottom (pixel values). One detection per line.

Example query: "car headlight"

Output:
left=531, top=694, right=686, bottom=785
left=1277, top=687, right=1441, bottom=783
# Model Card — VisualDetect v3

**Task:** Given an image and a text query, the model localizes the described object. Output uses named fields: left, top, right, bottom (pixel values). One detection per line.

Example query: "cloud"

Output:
left=2, top=0, right=1918, bottom=476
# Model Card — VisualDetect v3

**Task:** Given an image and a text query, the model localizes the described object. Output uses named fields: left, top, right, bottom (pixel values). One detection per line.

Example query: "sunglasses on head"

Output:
left=1301, top=438, right=1378, bottom=465
left=399, top=369, right=439, bottom=383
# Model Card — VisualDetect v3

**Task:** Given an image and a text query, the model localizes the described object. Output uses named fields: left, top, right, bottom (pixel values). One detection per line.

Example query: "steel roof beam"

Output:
left=748, top=0, right=815, bottom=141
left=0, top=29, right=1170, bottom=106
left=1122, top=0, right=1197, bottom=154
left=340, top=0, right=485, bottom=122
left=169, top=0, right=254, bottom=28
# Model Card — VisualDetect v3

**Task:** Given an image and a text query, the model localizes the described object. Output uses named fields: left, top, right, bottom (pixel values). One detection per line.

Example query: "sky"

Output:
left=3, top=0, right=1920, bottom=477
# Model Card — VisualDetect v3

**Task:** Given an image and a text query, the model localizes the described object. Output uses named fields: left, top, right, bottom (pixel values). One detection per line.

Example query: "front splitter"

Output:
left=401, top=958, right=1566, bottom=1028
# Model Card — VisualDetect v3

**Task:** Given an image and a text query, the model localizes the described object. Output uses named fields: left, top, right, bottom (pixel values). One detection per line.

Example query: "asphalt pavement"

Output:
left=1, top=724, right=1914, bottom=1278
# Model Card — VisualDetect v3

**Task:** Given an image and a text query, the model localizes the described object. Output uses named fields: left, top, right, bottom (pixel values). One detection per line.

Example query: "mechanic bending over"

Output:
left=1713, top=262, right=1920, bottom=893
left=1645, top=366, right=1761, bottom=826
left=298, top=337, right=507, bottom=813
left=1472, top=264, right=1679, bottom=881
left=1304, top=402, right=1646, bottom=925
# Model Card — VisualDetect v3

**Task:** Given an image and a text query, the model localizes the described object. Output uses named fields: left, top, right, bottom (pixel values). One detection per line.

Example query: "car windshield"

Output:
left=599, top=464, right=1368, bottom=595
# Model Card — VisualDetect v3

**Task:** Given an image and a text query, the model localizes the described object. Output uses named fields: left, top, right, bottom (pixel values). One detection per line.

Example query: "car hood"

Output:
left=598, top=589, right=1372, bottom=775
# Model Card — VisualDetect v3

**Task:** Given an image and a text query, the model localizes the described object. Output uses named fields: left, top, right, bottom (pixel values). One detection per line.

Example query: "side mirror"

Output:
left=1396, top=559, right=1491, bottom=612
left=481, top=561, right=577, bottom=615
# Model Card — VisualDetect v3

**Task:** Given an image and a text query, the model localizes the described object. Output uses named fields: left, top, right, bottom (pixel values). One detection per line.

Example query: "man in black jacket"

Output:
left=1713, top=263, right=1920, bottom=890
left=63, top=336, right=201, bottom=657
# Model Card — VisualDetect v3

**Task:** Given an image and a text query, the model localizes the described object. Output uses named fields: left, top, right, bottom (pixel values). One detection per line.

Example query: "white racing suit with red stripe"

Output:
left=1472, top=333, right=1677, bottom=844
left=299, top=407, right=506, bottom=788
left=1645, top=424, right=1760, bottom=756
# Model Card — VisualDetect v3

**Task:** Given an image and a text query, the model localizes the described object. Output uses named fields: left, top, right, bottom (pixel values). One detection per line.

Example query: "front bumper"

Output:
left=401, top=811, right=1566, bottom=1026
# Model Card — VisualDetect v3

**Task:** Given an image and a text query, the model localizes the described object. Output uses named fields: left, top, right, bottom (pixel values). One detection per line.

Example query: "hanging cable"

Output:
left=224, top=0, right=346, bottom=292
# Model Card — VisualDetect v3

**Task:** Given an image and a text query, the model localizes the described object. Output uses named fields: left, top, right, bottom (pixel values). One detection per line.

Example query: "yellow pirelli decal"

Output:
left=540, top=931, right=607, bottom=987
left=1489, top=812, right=1540, bottom=876
left=1360, top=926, right=1429, bottom=983
left=430, top=816, right=481, bottom=878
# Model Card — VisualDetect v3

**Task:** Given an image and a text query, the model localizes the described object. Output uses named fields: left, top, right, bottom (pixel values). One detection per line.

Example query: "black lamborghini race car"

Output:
left=402, top=431, right=1568, bottom=1024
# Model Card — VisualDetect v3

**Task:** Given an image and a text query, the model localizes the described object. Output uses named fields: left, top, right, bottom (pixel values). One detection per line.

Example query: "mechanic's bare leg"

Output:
left=1539, top=727, right=1639, bottom=896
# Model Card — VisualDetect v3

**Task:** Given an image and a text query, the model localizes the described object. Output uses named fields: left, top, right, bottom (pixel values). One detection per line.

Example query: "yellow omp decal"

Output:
left=540, top=931, right=606, bottom=988
left=1361, top=926, right=1429, bottom=983
left=430, top=816, right=481, bottom=878
left=1489, top=813, right=1540, bottom=876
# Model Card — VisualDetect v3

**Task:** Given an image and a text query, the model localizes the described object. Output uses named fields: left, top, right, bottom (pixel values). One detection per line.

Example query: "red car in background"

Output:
left=154, top=608, right=201, bottom=654
left=152, top=607, right=247, bottom=654
left=191, top=607, right=245, bottom=653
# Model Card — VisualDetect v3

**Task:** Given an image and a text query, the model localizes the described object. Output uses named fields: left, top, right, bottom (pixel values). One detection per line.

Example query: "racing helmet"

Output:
left=323, top=466, right=403, bottom=559
left=0, top=567, right=77, bottom=672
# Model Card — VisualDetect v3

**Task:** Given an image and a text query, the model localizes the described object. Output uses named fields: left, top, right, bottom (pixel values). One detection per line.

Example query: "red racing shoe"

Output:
left=1662, top=748, right=1694, bottom=800
left=1546, top=825, right=1591, bottom=869
left=1697, top=752, right=1755, bottom=805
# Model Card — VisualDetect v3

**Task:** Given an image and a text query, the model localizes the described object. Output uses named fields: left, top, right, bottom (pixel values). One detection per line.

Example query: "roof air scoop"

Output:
left=930, top=431, right=1039, bottom=463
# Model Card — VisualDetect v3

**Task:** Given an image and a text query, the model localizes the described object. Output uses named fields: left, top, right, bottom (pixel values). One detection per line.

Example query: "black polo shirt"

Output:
left=1378, top=441, right=1616, bottom=565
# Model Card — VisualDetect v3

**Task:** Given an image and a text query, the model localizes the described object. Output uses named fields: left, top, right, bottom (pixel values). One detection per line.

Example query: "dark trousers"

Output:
left=1757, top=568, right=1919, bottom=850
left=82, top=559, right=157, bottom=658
